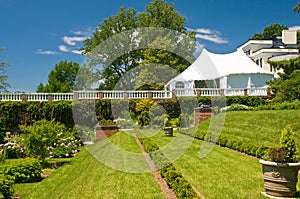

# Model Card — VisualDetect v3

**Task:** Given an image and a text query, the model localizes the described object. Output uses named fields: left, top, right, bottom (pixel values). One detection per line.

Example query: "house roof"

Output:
left=168, top=48, right=274, bottom=83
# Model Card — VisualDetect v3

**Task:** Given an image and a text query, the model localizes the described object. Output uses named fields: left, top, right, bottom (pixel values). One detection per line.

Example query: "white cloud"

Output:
left=289, top=26, right=300, bottom=31
left=195, top=34, right=228, bottom=44
left=193, top=28, right=213, bottom=34
left=62, top=36, right=87, bottom=46
left=58, top=45, right=70, bottom=52
left=188, top=27, right=228, bottom=44
left=58, top=29, right=91, bottom=55
left=35, top=49, right=58, bottom=55
left=71, top=50, right=84, bottom=55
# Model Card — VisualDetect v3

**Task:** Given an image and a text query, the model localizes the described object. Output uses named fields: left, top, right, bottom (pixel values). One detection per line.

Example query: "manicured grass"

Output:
left=196, top=109, right=300, bottom=148
left=14, top=132, right=165, bottom=199
left=139, top=130, right=268, bottom=198
left=13, top=110, right=300, bottom=198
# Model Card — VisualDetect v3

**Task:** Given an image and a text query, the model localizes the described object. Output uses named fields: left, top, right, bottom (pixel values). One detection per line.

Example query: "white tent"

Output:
left=166, top=49, right=275, bottom=90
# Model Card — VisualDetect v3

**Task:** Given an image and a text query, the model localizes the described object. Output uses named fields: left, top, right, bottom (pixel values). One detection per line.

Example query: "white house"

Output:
left=238, top=30, right=299, bottom=73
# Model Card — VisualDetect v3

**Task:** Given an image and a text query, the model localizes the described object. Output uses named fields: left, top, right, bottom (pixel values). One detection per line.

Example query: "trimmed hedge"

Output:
left=139, top=137, right=197, bottom=199
left=179, top=128, right=269, bottom=159
left=0, top=158, right=42, bottom=183
left=0, top=174, right=14, bottom=199
left=253, top=100, right=300, bottom=111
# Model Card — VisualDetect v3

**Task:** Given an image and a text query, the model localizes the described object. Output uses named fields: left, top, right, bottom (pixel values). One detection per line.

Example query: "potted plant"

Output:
left=260, top=125, right=300, bottom=197
left=95, top=120, right=119, bottom=142
left=163, top=117, right=173, bottom=137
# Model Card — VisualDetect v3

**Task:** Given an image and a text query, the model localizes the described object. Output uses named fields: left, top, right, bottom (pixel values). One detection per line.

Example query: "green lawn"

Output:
left=14, top=132, right=165, bottom=199
left=195, top=109, right=300, bottom=148
left=13, top=109, right=300, bottom=198
left=138, top=129, right=281, bottom=199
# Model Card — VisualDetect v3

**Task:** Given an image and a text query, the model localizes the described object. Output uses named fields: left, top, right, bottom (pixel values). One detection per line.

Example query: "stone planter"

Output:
left=95, top=125, right=119, bottom=142
left=163, top=127, right=173, bottom=137
left=260, top=159, right=300, bottom=197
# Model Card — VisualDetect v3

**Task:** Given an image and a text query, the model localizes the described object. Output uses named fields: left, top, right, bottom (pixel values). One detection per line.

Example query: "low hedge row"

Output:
left=0, top=158, right=42, bottom=183
left=253, top=100, right=300, bottom=111
left=179, top=128, right=269, bottom=159
left=0, top=174, right=14, bottom=199
left=139, top=137, right=197, bottom=199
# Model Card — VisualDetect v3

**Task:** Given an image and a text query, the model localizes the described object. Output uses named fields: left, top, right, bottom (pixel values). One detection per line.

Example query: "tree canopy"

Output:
left=37, top=61, right=80, bottom=93
left=251, top=23, right=288, bottom=40
left=82, top=0, right=196, bottom=90
left=0, top=48, right=10, bottom=92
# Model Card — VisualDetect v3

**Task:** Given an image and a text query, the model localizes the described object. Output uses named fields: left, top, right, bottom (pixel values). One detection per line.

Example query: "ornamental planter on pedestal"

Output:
left=260, top=159, right=300, bottom=197
left=95, top=125, right=119, bottom=142
left=163, top=127, right=173, bottom=137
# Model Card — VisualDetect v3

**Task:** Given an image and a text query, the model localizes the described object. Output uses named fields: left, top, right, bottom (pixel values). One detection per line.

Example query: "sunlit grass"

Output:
left=14, top=132, right=165, bottom=199
left=144, top=130, right=268, bottom=198
left=197, top=109, right=300, bottom=148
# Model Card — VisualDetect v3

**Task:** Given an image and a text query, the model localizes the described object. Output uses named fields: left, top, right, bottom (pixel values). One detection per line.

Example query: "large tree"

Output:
left=82, top=0, right=196, bottom=90
left=0, top=48, right=10, bottom=92
left=37, top=61, right=80, bottom=93
left=83, top=7, right=139, bottom=90
left=251, top=23, right=288, bottom=40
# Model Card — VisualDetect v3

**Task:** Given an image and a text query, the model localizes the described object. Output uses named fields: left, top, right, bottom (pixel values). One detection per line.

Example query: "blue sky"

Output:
left=0, top=0, right=299, bottom=92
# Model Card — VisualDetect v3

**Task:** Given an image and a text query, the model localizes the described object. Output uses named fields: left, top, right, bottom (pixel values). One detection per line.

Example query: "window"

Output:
left=260, top=58, right=263, bottom=68
left=175, top=82, right=185, bottom=89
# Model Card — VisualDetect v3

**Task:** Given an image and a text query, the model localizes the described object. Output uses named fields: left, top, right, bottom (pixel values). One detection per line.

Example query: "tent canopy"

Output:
left=167, top=48, right=274, bottom=89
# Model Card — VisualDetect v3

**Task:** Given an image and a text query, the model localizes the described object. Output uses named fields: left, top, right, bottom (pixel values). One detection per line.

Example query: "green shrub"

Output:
left=220, top=104, right=252, bottom=112
left=0, top=158, right=42, bottom=183
left=0, top=140, right=26, bottom=159
left=280, top=125, right=299, bottom=163
left=0, top=174, right=14, bottom=199
left=150, top=114, right=168, bottom=128
left=20, top=119, right=66, bottom=165
left=169, top=118, right=180, bottom=128
left=137, top=111, right=151, bottom=127
left=253, top=100, right=300, bottom=111
left=98, top=119, right=116, bottom=126
left=255, top=146, right=269, bottom=158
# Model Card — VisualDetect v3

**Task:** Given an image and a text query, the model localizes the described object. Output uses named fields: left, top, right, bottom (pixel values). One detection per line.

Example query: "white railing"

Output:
left=102, top=91, right=124, bottom=99
left=0, top=93, right=23, bottom=101
left=247, top=88, right=267, bottom=96
left=52, top=93, right=73, bottom=101
left=174, top=89, right=196, bottom=97
left=0, top=88, right=269, bottom=101
left=152, top=91, right=172, bottom=99
left=27, top=93, right=49, bottom=101
left=224, top=88, right=245, bottom=96
left=198, top=88, right=221, bottom=96
left=76, top=91, right=99, bottom=100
